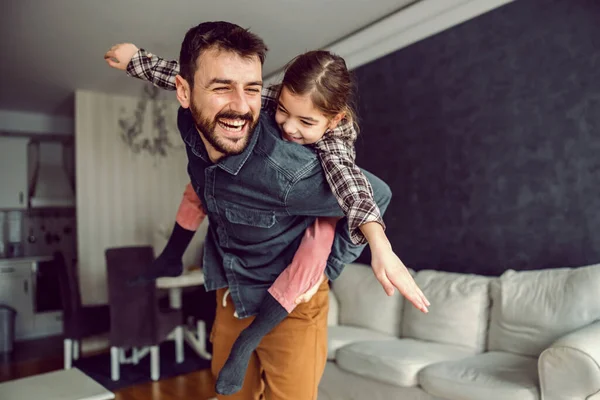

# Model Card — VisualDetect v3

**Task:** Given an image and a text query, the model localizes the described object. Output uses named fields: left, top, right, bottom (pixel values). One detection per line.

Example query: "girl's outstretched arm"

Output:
left=104, top=43, right=178, bottom=90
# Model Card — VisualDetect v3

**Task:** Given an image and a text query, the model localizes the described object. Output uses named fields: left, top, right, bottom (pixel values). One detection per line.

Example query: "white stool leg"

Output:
left=175, top=326, right=184, bottom=363
left=63, top=339, right=73, bottom=369
left=169, top=287, right=182, bottom=308
left=197, top=320, right=211, bottom=359
left=132, top=347, right=139, bottom=364
left=198, top=320, right=205, bottom=346
left=119, top=348, right=127, bottom=363
left=150, top=345, right=160, bottom=381
left=111, top=346, right=120, bottom=381
left=72, top=340, right=80, bottom=360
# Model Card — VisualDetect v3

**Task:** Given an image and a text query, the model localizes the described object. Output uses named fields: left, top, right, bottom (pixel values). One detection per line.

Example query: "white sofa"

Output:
left=318, top=263, right=600, bottom=400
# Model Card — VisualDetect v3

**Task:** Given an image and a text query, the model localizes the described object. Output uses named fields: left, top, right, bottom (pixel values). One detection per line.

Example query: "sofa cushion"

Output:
left=419, top=351, right=539, bottom=400
left=488, top=264, right=600, bottom=357
left=402, top=270, right=491, bottom=352
left=327, top=325, right=395, bottom=361
left=336, top=338, right=475, bottom=388
left=332, top=263, right=404, bottom=336
left=319, top=362, right=442, bottom=400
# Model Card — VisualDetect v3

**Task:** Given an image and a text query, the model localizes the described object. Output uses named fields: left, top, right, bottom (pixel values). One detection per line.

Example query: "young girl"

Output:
left=105, top=43, right=429, bottom=395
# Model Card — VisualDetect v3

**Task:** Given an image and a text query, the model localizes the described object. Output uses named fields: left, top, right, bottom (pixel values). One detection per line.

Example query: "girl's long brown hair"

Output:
left=282, top=50, right=358, bottom=132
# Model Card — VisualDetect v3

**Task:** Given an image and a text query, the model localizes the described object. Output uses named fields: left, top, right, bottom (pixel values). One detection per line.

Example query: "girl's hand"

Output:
left=295, top=273, right=327, bottom=305
left=104, top=43, right=139, bottom=70
left=371, top=247, right=430, bottom=313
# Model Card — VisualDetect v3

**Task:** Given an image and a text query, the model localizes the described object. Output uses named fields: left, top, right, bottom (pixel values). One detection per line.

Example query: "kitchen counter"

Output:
left=0, top=256, right=54, bottom=266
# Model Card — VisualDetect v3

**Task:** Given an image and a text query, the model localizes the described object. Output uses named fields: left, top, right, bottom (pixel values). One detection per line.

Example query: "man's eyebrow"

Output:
left=208, top=78, right=233, bottom=86
left=208, top=78, right=263, bottom=86
left=277, top=101, right=318, bottom=123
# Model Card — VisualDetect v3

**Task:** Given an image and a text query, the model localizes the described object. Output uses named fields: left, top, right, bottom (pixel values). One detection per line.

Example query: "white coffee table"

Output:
left=0, top=367, right=114, bottom=400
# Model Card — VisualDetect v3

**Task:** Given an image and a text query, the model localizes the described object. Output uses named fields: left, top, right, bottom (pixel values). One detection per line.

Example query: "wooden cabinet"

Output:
left=0, top=264, right=34, bottom=339
left=0, top=137, right=29, bottom=209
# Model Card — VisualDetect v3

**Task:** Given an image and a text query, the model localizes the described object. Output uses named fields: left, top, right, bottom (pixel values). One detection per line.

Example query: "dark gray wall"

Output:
left=354, top=0, right=600, bottom=275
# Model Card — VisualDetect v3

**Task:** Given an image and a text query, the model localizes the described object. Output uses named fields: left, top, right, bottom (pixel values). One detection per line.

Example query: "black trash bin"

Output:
left=0, top=305, right=16, bottom=353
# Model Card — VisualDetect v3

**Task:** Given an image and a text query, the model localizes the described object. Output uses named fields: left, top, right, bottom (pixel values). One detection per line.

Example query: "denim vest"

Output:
left=177, top=107, right=391, bottom=317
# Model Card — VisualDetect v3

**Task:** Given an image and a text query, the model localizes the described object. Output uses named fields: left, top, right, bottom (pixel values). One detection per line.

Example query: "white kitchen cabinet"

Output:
left=0, top=136, right=30, bottom=209
left=0, top=264, right=34, bottom=339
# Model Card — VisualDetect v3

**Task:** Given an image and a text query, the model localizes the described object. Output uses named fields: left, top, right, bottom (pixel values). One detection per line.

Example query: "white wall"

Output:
left=75, top=90, right=207, bottom=304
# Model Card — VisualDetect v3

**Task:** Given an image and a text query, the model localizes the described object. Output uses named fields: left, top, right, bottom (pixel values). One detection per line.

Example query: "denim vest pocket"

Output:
left=224, top=207, right=277, bottom=244
left=225, top=208, right=276, bottom=228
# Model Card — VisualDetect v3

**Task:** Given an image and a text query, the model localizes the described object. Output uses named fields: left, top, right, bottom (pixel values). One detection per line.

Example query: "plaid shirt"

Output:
left=127, top=49, right=384, bottom=244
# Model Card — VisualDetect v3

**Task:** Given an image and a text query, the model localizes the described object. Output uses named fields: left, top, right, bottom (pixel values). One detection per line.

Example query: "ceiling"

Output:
left=0, top=0, right=416, bottom=117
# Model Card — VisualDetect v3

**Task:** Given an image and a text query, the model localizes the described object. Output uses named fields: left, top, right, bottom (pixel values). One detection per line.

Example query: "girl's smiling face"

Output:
left=275, top=86, right=341, bottom=145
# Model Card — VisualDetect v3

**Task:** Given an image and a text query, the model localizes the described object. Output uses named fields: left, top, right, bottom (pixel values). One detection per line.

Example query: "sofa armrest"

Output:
left=538, top=320, right=600, bottom=400
left=328, top=290, right=339, bottom=326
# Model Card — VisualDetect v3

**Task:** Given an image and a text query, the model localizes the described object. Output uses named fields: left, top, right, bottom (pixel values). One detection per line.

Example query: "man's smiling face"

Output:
left=188, top=47, right=263, bottom=161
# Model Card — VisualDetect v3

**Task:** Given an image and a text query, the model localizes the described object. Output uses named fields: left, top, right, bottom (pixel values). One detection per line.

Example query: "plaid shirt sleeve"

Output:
left=314, top=120, right=385, bottom=245
left=261, top=84, right=281, bottom=114
left=126, top=49, right=178, bottom=90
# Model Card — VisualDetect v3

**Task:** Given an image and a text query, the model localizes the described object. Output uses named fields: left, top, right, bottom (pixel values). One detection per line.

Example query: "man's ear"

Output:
left=328, top=112, right=346, bottom=130
left=175, top=75, right=191, bottom=109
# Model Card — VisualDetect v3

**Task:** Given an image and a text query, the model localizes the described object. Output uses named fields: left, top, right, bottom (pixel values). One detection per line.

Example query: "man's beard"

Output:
left=189, top=100, right=258, bottom=156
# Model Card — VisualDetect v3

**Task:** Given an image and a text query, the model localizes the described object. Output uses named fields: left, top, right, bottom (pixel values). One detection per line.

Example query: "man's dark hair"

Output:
left=179, top=21, right=268, bottom=88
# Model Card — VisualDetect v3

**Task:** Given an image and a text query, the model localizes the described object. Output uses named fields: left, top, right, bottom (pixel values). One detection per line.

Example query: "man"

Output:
left=109, top=21, right=403, bottom=399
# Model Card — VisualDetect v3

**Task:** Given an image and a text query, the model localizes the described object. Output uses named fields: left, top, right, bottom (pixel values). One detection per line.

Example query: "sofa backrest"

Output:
left=488, top=264, right=600, bottom=357
left=401, top=270, right=491, bottom=352
left=331, top=263, right=404, bottom=336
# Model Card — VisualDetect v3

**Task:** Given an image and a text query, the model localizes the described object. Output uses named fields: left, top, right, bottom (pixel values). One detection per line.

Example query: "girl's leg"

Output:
left=212, top=289, right=264, bottom=400
left=215, top=217, right=338, bottom=395
left=175, top=182, right=206, bottom=231
left=130, top=183, right=205, bottom=285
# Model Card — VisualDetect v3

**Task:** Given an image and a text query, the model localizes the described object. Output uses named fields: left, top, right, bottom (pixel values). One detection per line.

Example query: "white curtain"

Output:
left=75, top=89, right=207, bottom=304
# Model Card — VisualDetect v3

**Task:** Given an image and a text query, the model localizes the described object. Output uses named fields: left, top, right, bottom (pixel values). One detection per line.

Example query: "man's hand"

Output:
left=371, top=248, right=430, bottom=313
left=295, top=273, right=327, bottom=305
left=104, top=43, right=139, bottom=71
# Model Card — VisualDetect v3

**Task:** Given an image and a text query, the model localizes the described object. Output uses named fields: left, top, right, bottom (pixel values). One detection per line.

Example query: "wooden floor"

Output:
left=0, top=354, right=217, bottom=400
left=114, top=369, right=216, bottom=400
